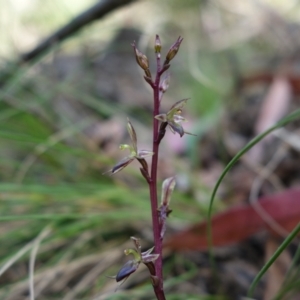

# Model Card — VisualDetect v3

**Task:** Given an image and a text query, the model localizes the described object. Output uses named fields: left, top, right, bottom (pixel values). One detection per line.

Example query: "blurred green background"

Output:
left=1, top=0, right=300, bottom=299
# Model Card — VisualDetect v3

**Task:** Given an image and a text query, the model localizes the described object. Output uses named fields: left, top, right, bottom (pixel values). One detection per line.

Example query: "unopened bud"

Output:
left=165, top=36, right=183, bottom=64
left=161, top=177, right=176, bottom=206
left=132, top=42, right=149, bottom=70
left=154, top=34, right=161, bottom=53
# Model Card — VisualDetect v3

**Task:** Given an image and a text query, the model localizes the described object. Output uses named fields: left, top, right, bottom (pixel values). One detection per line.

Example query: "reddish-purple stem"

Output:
left=149, top=54, right=166, bottom=300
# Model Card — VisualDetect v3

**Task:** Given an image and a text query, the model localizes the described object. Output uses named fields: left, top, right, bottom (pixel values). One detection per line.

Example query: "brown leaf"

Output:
left=165, top=189, right=300, bottom=251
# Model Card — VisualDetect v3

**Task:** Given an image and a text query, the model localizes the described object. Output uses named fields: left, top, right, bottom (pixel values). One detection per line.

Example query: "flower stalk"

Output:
left=147, top=35, right=184, bottom=299
left=106, top=35, right=189, bottom=300
left=148, top=40, right=165, bottom=298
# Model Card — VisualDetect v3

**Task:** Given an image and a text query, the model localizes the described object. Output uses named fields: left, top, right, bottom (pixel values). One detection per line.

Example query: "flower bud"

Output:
left=165, top=36, right=183, bottom=64
left=132, top=42, right=149, bottom=70
left=154, top=34, right=162, bottom=53
left=161, top=177, right=176, bottom=206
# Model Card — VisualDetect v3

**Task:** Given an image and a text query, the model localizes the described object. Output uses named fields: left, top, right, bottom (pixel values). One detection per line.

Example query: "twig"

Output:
left=0, top=0, right=138, bottom=86
left=21, top=0, right=138, bottom=62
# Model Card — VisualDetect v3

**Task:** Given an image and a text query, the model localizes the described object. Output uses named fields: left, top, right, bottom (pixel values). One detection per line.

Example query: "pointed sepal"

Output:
left=161, top=177, right=176, bottom=206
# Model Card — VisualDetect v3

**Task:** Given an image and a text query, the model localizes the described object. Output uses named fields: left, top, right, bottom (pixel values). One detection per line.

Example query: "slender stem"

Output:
left=148, top=53, right=166, bottom=300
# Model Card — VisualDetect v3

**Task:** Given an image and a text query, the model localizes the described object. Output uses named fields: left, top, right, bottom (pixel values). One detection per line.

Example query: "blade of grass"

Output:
left=0, top=211, right=149, bottom=222
left=207, top=108, right=300, bottom=272
left=274, top=278, right=300, bottom=300
left=29, top=226, right=52, bottom=300
left=275, top=241, right=300, bottom=299
left=0, top=225, right=51, bottom=277
left=247, top=222, right=300, bottom=297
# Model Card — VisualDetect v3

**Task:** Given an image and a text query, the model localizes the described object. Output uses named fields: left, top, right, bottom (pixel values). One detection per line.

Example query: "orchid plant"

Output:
left=106, top=35, right=193, bottom=300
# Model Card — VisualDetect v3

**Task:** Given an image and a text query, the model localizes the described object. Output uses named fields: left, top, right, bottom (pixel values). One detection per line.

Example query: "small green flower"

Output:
left=114, top=237, right=159, bottom=284
left=155, top=99, right=196, bottom=137
left=108, top=119, right=154, bottom=174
